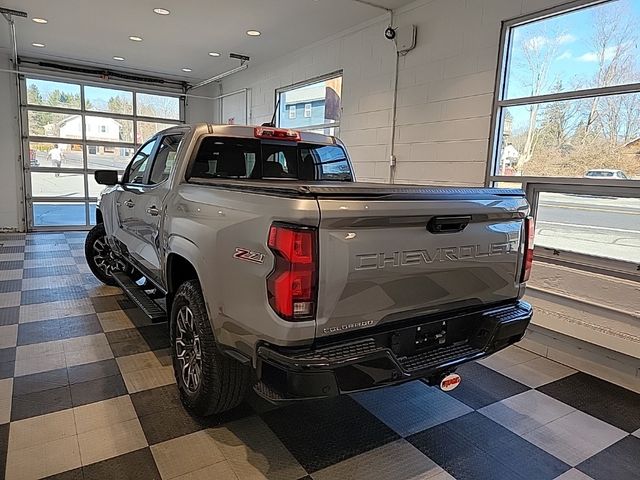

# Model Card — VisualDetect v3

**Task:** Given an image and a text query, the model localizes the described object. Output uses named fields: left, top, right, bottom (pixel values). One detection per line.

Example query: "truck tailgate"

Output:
left=315, top=189, right=529, bottom=338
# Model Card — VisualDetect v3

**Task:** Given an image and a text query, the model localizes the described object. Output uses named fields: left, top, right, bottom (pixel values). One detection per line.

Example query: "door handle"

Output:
left=146, top=206, right=160, bottom=216
left=124, top=199, right=135, bottom=208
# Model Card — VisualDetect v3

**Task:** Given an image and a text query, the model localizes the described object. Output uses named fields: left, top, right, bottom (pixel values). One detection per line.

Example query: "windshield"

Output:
left=188, top=137, right=353, bottom=182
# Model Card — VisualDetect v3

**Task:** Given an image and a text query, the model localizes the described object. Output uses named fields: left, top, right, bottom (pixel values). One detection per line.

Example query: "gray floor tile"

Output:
left=479, top=389, right=575, bottom=435
left=522, top=410, right=628, bottom=466
left=352, top=380, right=472, bottom=437
left=499, top=357, right=576, bottom=388
left=554, top=469, right=595, bottom=480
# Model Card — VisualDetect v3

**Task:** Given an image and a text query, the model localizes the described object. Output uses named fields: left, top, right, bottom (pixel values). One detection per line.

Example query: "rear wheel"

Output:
left=85, top=224, right=127, bottom=286
left=170, top=279, right=250, bottom=416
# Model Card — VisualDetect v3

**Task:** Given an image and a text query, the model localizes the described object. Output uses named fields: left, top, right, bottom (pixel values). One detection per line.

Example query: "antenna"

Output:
left=262, top=98, right=280, bottom=128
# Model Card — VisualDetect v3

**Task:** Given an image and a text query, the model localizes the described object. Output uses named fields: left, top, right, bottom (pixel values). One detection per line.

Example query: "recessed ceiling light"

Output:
left=32, top=18, right=48, bottom=24
left=246, top=30, right=261, bottom=36
left=153, top=8, right=170, bottom=15
left=181, top=67, right=192, bottom=72
left=32, top=43, right=46, bottom=48
left=208, top=52, right=221, bottom=57
left=113, top=56, right=125, bottom=61
left=129, top=36, right=143, bottom=42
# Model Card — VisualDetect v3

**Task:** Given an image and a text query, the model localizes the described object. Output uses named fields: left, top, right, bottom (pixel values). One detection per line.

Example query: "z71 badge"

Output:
left=233, top=248, right=265, bottom=264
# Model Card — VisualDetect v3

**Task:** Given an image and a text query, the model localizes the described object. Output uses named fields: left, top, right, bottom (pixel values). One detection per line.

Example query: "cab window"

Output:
left=123, top=140, right=156, bottom=184
left=149, top=134, right=184, bottom=184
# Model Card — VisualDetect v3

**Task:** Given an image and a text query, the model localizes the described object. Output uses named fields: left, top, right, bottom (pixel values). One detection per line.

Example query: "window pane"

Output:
left=504, top=0, right=640, bottom=100
left=536, top=192, right=640, bottom=263
left=28, top=111, right=83, bottom=139
left=31, top=172, right=85, bottom=198
left=85, top=116, right=133, bottom=143
left=496, top=93, right=640, bottom=178
left=89, top=203, right=97, bottom=225
left=87, top=145, right=135, bottom=171
left=26, top=79, right=81, bottom=109
left=136, top=93, right=180, bottom=120
left=29, top=142, right=83, bottom=169
left=85, top=86, right=133, bottom=115
left=87, top=175, right=104, bottom=198
left=33, top=202, right=86, bottom=226
left=136, top=121, right=179, bottom=143
left=278, top=76, right=342, bottom=129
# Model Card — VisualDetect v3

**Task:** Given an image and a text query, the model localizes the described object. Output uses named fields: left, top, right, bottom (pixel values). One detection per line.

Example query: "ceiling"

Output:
left=0, top=0, right=415, bottom=83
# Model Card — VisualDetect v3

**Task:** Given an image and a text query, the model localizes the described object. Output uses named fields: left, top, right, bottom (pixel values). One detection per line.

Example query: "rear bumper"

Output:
left=254, top=301, right=532, bottom=402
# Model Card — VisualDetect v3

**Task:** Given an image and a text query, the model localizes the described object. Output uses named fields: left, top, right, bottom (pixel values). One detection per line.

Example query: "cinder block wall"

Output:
left=219, top=0, right=567, bottom=185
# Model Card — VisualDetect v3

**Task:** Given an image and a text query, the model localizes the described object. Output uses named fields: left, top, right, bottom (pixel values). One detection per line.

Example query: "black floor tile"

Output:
left=12, top=368, right=69, bottom=396
left=0, top=424, right=9, bottom=480
left=138, top=324, right=170, bottom=351
left=90, top=295, right=126, bottom=313
left=0, top=245, right=24, bottom=254
left=17, top=320, right=65, bottom=345
left=0, top=348, right=15, bottom=364
left=11, top=385, right=73, bottom=421
left=538, top=372, right=640, bottom=433
left=442, top=362, right=529, bottom=409
left=82, top=448, right=160, bottom=480
left=60, top=314, right=103, bottom=338
left=131, top=385, right=183, bottom=418
left=68, top=359, right=120, bottom=384
left=21, top=285, right=88, bottom=305
left=106, top=328, right=151, bottom=357
left=0, top=260, right=23, bottom=270
left=0, top=279, right=21, bottom=293
left=23, top=265, right=79, bottom=278
left=24, top=250, right=74, bottom=260
left=407, top=412, right=570, bottom=480
left=577, top=436, right=640, bottom=480
left=0, top=360, right=14, bottom=379
left=70, top=374, right=128, bottom=407
left=261, top=395, right=400, bottom=473
left=0, top=306, right=19, bottom=326
left=26, top=237, right=67, bottom=246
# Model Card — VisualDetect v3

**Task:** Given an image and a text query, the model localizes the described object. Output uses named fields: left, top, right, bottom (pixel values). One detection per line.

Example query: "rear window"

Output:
left=188, top=137, right=352, bottom=181
left=586, top=171, right=613, bottom=177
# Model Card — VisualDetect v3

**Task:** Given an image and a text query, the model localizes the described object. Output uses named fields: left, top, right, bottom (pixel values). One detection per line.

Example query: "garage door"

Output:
left=22, top=76, right=184, bottom=230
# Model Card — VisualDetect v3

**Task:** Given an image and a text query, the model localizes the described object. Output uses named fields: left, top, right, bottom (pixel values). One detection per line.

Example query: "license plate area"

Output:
left=390, top=320, right=448, bottom=357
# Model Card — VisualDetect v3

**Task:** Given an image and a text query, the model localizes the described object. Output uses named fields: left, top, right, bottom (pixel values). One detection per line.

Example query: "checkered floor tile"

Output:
left=1, top=232, right=640, bottom=480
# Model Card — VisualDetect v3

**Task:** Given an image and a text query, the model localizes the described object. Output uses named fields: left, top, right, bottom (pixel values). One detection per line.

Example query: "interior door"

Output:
left=112, top=138, right=158, bottom=258
left=133, top=132, right=185, bottom=283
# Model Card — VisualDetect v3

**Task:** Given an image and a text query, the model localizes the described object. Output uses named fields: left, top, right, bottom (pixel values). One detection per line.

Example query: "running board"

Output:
left=112, top=272, right=167, bottom=322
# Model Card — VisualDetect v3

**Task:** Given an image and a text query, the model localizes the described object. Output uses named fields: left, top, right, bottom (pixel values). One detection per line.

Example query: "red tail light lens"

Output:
left=254, top=127, right=301, bottom=142
left=267, top=224, right=317, bottom=320
left=521, top=217, right=535, bottom=282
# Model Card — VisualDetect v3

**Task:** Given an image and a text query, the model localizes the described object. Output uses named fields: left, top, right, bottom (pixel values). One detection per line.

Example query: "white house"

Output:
left=45, top=115, right=122, bottom=142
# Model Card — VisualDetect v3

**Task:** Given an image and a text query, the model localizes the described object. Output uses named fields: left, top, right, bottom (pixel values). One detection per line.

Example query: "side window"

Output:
left=149, top=133, right=184, bottom=184
left=123, top=140, right=156, bottom=184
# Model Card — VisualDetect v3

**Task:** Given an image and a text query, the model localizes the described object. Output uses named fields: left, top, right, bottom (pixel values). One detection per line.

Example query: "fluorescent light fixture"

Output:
left=182, top=67, right=192, bottom=72
left=153, top=8, right=170, bottom=15
left=246, top=30, right=261, bottom=36
left=113, top=56, right=125, bottom=61
left=129, top=36, right=143, bottom=42
left=32, top=18, right=48, bottom=24
left=32, top=43, right=46, bottom=48
left=208, top=52, right=221, bottom=57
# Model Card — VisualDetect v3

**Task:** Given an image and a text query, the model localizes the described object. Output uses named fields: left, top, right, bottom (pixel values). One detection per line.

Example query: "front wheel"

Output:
left=171, top=280, right=250, bottom=416
left=84, top=223, right=127, bottom=286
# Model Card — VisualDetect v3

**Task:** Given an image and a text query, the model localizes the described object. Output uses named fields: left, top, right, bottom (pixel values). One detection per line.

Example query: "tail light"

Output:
left=255, top=127, right=301, bottom=142
left=267, top=224, right=317, bottom=320
left=521, top=217, right=535, bottom=282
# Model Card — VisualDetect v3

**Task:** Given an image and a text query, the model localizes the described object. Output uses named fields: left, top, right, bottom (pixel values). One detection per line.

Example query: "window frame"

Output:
left=275, top=70, right=343, bottom=136
left=22, top=74, right=185, bottom=230
left=487, top=0, right=640, bottom=186
left=122, top=138, right=160, bottom=185
left=148, top=131, right=187, bottom=185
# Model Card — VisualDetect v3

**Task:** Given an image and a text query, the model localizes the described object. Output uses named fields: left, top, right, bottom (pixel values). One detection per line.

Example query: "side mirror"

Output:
left=95, top=170, right=119, bottom=186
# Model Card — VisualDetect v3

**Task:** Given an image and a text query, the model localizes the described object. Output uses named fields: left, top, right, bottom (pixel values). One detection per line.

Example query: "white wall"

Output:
left=185, top=83, right=220, bottom=124
left=0, top=52, right=24, bottom=231
left=219, top=0, right=568, bottom=185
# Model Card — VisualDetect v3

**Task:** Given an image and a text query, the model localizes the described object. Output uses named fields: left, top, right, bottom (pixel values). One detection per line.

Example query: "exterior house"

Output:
left=45, top=115, right=122, bottom=143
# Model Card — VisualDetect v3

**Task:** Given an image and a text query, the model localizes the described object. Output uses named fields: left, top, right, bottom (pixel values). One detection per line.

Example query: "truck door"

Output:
left=134, top=132, right=185, bottom=283
left=112, top=138, right=159, bottom=263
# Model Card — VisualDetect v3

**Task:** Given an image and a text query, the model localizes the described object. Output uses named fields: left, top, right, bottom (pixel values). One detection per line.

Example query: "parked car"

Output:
left=86, top=124, right=534, bottom=415
left=584, top=169, right=628, bottom=179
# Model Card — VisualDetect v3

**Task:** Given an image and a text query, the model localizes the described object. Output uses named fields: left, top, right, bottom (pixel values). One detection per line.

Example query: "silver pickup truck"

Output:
left=87, top=124, right=534, bottom=415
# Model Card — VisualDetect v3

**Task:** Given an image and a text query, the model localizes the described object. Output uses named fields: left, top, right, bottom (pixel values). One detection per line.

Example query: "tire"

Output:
left=171, top=279, right=250, bottom=416
left=85, top=224, right=121, bottom=286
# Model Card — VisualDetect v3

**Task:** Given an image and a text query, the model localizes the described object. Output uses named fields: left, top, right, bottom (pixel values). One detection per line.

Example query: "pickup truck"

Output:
left=87, top=124, right=534, bottom=416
